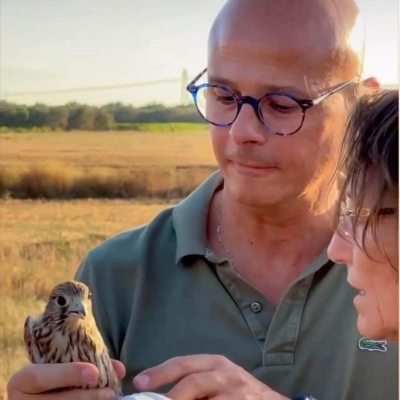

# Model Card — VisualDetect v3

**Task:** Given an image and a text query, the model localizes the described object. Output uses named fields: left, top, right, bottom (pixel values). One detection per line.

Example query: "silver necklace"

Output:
left=216, top=205, right=242, bottom=277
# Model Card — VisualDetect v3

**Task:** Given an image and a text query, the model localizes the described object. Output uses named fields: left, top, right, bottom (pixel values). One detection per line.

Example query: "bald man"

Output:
left=8, top=1, right=398, bottom=400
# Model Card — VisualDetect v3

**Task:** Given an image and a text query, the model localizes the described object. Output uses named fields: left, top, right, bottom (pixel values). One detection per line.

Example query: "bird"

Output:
left=23, top=280, right=122, bottom=396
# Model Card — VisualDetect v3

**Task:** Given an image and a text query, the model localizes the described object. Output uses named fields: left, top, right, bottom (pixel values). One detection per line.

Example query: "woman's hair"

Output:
left=334, top=88, right=398, bottom=254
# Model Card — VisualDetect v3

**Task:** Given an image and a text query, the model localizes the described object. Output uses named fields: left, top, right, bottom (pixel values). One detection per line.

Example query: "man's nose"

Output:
left=327, top=231, right=352, bottom=266
left=228, top=103, right=268, bottom=146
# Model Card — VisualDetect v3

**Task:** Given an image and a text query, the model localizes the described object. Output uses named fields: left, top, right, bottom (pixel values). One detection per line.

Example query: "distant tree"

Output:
left=67, top=105, right=96, bottom=130
left=94, top=109, right=114, bottom=130
left=0, top=101, right=30, bottom=127
left=102, top=103, right=139, bottom=123
left=46, top=106, right=69, bottom=130
left=28, top=103, right=49, bottom=127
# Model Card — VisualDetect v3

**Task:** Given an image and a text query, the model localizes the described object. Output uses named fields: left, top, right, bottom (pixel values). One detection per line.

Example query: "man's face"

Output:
left=207, top=0, right=361, bottom=208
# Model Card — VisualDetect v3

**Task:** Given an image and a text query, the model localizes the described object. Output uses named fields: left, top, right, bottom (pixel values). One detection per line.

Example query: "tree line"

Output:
left=0, top=101, right=205, bottom=131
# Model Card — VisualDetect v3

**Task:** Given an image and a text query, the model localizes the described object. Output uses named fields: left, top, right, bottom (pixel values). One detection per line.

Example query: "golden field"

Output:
left=0, top=129, right=217, bottom=199
left=0, top=128, right=216, bottom=398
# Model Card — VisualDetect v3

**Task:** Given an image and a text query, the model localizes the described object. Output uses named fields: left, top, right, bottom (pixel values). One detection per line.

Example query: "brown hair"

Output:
left=334, top=88, right=398, bottom=257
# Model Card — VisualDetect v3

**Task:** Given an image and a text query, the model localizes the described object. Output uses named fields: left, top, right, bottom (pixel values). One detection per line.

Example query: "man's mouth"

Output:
left=230, top=157, right=277, bottom=168
left=230, top=159, right=278, bottom=176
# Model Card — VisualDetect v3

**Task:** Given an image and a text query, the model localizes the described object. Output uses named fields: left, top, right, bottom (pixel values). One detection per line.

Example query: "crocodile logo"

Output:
left=358, top=337, right=387, bottom=352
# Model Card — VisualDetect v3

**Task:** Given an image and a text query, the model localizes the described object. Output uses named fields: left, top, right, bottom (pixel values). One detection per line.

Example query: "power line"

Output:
left=4, top=79, right=397, bottom=99
left=3, top=77, right=182, bottom=97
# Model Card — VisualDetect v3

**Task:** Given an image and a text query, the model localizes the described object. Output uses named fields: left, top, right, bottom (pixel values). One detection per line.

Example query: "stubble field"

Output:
left=0, top=127, right=216, bottom=398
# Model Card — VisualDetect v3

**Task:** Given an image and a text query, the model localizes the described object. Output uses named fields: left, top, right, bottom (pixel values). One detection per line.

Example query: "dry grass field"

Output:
left=0, top=129, right=217, bottom=199
left=0, top=128, right=217, bottom=398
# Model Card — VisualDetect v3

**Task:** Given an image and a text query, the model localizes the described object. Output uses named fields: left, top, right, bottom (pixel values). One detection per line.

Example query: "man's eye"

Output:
left=269, top=102, right=298, bottom=113
left=210, top=88, right=236, bottom=104
left=216, top=95, right=235, bottom=104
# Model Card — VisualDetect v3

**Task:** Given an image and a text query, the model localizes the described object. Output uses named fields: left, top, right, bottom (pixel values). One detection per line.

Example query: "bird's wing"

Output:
left=23, top=315, right=44, bottom=363
left=80, top=322, right=122, bottom=394
left=98, top=349, right=123, bottom=395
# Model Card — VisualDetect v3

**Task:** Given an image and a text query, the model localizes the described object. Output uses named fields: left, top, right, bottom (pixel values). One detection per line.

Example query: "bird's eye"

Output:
left=56, top=295, right=67, bottom=306
left=88, top=292, right=92, bottom=300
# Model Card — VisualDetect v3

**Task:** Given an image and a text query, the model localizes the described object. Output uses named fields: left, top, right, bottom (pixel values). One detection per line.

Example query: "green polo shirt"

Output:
left=75, top=171, right=398, bottom=400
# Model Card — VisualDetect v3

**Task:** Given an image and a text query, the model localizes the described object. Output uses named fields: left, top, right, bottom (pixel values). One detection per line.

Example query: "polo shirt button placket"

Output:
left=250, top=301, right=262, bottom=313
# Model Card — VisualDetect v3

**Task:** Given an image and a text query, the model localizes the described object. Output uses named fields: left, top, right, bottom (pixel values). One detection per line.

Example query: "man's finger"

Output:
left=133, top=355, right=229, bottom=391
left=28, top=387, right=117, bottom=400
left=48, top=388, right=118, bottom=400
left=112, top=359, right=126, bottom=380
left=166, top=371, right=227, bottom=400
left=7, top=362, right=100, bottom=394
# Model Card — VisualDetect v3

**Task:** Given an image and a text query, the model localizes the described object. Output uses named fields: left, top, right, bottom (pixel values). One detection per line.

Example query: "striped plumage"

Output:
left=23, top=280, right=121, bottom=396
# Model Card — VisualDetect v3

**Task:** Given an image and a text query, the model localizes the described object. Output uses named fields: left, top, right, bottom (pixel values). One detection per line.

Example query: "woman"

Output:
left=328, top=89, right=398, bottom=342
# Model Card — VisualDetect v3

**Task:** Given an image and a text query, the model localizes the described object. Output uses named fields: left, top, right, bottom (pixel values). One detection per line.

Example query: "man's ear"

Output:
left=362, top=76, right=380, bottom=89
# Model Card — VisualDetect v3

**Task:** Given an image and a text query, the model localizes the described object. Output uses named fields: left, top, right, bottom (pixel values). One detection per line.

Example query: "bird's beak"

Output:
left=67, top=302, right=86, bottom=319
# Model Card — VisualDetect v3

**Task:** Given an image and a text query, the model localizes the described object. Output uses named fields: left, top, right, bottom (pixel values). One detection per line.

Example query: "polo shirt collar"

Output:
left=172, top=170, right=223, bottom=264
left=172, top=170, right=333, bottom=273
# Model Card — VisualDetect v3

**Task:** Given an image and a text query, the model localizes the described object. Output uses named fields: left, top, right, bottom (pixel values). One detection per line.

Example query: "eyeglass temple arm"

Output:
left=186, top=70, right=359, bottom=106
left=186, top=68, right=208, bottom=90
left=312, top=79, right=359, bottom=106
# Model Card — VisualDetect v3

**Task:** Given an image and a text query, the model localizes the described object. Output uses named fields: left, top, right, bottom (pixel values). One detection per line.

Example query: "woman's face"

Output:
left=328, top=190, right=399, bottom=342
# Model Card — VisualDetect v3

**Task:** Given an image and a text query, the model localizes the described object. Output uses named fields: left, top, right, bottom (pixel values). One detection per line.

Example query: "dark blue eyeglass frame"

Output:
left=186, top=67, right=358, bottom=136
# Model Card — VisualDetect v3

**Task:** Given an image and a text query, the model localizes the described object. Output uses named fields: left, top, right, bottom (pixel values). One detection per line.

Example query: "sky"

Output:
left=1, top=0, right=398, bottom=106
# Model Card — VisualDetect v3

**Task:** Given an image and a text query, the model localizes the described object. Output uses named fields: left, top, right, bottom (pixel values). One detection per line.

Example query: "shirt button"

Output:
left=250, top=301, right=262, bottom=313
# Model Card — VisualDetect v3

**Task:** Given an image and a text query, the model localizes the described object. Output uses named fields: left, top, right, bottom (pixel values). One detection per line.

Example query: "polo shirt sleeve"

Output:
left=73, top=206, right=176, bottom=362
left=74, top=228, right=143, bottom=361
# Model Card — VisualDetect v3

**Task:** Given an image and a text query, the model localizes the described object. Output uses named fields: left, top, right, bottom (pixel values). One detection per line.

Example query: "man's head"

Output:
left=202, top=0, right=369, bottom=212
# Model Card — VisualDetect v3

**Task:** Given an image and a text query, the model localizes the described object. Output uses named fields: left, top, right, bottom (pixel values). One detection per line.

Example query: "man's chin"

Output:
left=224, top=180, right=287, bottom=207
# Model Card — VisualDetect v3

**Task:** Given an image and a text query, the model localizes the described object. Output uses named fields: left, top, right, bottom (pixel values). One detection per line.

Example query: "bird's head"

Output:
left=44, top=280, right=93, bottom=325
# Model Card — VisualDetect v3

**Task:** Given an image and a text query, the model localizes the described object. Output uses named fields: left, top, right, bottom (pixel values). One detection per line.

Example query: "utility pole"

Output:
left=180, top=68, right=190, bottom=105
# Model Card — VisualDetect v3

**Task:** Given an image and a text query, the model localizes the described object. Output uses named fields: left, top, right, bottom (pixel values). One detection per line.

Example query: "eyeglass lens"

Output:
left=195, top=86, right=305, bottom=134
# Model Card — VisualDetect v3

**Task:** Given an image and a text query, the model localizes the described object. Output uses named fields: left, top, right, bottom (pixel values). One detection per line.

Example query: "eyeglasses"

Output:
left=186, top=68, right=358, bottom=136
left=338, top=207, right=397, bottom=237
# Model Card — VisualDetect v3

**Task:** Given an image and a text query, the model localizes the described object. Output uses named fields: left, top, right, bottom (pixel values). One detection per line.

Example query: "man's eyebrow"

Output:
left=207, top=74, right=312, bottom=99
left=208, top=75, right=237, bottom=88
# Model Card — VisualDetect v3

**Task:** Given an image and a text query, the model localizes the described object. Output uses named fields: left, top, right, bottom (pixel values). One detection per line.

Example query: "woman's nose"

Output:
left=328, top=231, right=353, bottom=266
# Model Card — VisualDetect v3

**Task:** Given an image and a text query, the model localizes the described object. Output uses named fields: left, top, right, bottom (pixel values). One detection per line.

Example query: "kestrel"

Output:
left=23, top=280, right=122, bottom=396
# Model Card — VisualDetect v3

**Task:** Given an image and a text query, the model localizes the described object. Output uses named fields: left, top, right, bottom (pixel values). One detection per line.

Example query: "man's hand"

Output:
left=7, top=360, right=125, bottom=400
left=133, top=355, right=289, bottom=400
